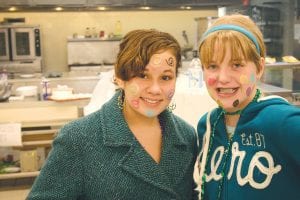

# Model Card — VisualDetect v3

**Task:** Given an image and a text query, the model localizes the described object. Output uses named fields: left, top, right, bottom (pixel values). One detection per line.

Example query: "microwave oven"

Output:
left=0, top=24, right=42, bottom=73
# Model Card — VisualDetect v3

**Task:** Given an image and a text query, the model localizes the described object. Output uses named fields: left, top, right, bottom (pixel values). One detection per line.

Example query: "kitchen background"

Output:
left=0, top=9, right=217, bottom=72
left=0, top=1, right=300, bottom=199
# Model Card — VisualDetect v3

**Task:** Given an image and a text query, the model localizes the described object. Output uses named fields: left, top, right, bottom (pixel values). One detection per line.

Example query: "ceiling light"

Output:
left=55, top=7, right=63, bottom=11
left=97, top=7, right=106, bottom=11
left=8, top=7, right=17, bottom=12
left=140, top=6, right=151, bottom=10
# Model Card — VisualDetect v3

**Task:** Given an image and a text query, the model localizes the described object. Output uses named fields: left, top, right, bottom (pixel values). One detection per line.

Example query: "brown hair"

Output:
left=199, top=14, right=265, bottom=73
left=115, top=29, right=181, bottom=81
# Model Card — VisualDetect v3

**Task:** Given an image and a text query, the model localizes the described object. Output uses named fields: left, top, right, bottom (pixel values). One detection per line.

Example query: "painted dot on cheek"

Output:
left=246, top=87, right=252, bottom=96
left=233, top=99, right=239, bottom=107
left=250, top=73, right=256, bottom=83
left=240, top=75, right=249, bottom=84
left=128, top=84, right=139, bottom=96
left=145, top=110, right=155, bottom=117
left=208, top=78, right=216, bottom=86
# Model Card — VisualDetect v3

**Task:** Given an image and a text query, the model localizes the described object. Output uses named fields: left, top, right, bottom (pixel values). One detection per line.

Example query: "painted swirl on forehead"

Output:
left=166, top=57, right=175, bottom=67
left=145, top=109, right=155, bottom=117
left=167, top=89, right=175, bottom=100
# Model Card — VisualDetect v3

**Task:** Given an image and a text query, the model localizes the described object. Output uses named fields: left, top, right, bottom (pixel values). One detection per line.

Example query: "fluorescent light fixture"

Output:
left=55, top=7, right=63, bottom=11
left=140, top=6, right=151, bottom=10
left=8, top=7, right=17, bottom=12
left=97, top=7, right=106, bottom=11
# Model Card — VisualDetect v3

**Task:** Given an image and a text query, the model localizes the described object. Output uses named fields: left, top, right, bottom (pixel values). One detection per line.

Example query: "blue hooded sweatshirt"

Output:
left=197, top=96, right=300, bottom=200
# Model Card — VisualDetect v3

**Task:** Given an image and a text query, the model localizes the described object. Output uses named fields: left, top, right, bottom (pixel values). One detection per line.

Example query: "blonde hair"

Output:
left=199, top=14, right=265, bottom=73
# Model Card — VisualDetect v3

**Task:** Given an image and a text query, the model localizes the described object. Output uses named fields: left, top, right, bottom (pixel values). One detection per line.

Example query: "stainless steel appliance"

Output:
left=0, top=24, right=42, bottom=73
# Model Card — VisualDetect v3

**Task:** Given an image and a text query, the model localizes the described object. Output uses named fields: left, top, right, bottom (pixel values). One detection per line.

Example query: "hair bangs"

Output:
left=200, top=31, right=259, bottom=67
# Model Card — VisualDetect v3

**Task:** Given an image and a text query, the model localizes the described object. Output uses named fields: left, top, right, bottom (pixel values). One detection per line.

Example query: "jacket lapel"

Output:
left=101, top=92, right=193, bottom=195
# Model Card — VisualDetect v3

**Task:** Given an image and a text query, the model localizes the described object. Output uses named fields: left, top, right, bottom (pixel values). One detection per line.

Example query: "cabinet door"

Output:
left=87, top=0, right=141, bottom=6
left=32, top=0, right=86, bottom=5
left=0, top=0, right=32, bottom=5
left=146, top=0, right=240, bottom=6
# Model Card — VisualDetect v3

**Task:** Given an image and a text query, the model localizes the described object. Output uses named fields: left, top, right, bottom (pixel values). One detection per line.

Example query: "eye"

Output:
left=161, top=75, right=173, bottom=81
left=137, top=72, right=148, bottom=79
left=232, top=62, right=243, bottom=69
left=206, top=64, right=217, bottom=70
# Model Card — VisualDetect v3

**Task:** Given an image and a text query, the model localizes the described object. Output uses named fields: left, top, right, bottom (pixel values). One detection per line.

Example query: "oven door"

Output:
left=10, top=27, right=36, bottom=60
left=0, top=28, right=10, bottom=61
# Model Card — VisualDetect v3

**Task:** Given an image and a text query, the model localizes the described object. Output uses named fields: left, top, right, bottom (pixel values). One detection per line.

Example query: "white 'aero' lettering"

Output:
left=205, top=142, right=282, bottom=189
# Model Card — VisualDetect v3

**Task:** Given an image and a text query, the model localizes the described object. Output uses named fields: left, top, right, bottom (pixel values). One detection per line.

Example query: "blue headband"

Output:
left=201, top=24, right=260, bottom=54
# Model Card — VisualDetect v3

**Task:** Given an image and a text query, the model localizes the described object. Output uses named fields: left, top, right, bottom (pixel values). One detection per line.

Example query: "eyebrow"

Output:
left=144, top=69, right=175, bottom=73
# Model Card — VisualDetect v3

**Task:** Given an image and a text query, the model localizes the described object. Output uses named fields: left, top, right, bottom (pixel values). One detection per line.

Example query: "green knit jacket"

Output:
left=27, top=91, right=199, bottom=200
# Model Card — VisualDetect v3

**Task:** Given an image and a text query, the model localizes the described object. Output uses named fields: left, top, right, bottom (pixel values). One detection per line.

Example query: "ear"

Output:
left=257, top=57, right=265, bottom=79
left=114, top=76, right=125, bottom=89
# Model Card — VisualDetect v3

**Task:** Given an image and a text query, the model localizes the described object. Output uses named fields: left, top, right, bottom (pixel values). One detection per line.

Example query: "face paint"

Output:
left=246, top=87, right=252, bottom=96
left=240, top=74, right=249, bottom=84
left=166, top=57, right=175, bottom=67
left=152, top=55, right=162, bottom=65
left=233, top=99, right=239, bottom=107
left=145, top=109, right=155, bottom=117
left=250, top=73, right=256, bottom=83
left=131, top=99, right=139, bottom=108
left=207, top=77, right=216, bottom=86
left=167, top=89, right=175, bottom=100
left=128, top=83, right=139, bottom=96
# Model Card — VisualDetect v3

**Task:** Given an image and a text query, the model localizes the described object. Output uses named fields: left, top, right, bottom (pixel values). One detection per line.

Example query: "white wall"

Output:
left=0, top=9, right=218, bottom=72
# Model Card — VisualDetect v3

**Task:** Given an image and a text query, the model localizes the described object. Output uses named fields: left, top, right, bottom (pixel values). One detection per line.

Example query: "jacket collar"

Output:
left=99, top=90, right=194, bottom=197
left=101, top=90, right=187, bottom=147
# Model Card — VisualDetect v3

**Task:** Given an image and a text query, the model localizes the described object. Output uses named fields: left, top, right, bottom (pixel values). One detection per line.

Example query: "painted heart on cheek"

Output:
left=132, top=100, right=139, bottom=108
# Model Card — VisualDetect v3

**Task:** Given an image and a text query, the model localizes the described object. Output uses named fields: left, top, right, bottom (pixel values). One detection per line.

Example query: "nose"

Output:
left=147, top=80, right=161, bottom=94
left=218, top=66, right=231, bottom=83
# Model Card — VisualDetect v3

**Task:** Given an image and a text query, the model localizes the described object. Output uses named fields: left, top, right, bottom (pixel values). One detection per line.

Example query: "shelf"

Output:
left=67, top=38, right=121, bottom=42
left=0, top=171, right=39, bottom=180
left=266, top=62, right=300, bottom=69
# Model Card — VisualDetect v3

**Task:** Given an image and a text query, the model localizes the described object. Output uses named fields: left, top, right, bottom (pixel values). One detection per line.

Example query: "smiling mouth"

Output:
left=217, top=88, right=238, bottom=94
left=141, top=97, right=162, bottom=104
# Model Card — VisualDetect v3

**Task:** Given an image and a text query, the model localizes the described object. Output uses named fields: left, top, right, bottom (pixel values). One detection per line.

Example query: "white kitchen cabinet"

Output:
left=67, top=38, right=120, bottom=67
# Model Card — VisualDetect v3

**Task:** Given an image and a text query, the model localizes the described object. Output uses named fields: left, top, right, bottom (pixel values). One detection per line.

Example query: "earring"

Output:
left=117, top=90, right=124, bottom=110
left=167, top=102, right=176, bottom=112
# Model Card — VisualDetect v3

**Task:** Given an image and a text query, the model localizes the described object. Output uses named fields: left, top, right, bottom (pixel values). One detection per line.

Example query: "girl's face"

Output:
left=118, top=50, right=177, bottom=118
left=203, top=43, right=264, bottom=112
